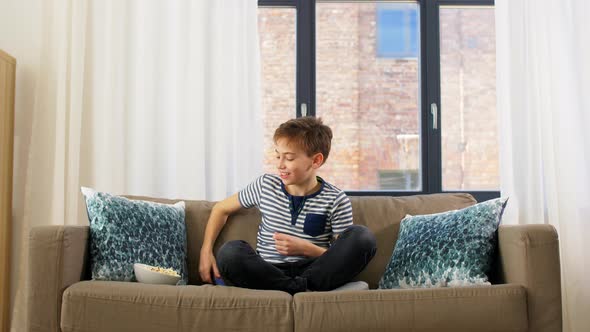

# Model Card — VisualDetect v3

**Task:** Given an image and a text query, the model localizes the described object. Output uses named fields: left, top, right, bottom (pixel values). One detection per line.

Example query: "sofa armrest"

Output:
left=497, top=224, right=562, bottom=332
left=27, top=226, right=89, bottom=332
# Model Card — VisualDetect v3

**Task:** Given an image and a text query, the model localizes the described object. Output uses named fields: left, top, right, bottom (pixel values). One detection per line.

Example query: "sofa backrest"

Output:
left=130, top=193, right=476, bottom=288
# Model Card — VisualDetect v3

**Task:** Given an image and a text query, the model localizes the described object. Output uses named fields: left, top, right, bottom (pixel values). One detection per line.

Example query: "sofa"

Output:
left=27, top=193, right=562, bottom=332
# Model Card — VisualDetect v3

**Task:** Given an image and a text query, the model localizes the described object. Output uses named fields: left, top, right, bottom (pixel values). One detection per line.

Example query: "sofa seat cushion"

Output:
left=293, top=284, right=527, bottom=332
left=61, top=281, right=293, bottom=332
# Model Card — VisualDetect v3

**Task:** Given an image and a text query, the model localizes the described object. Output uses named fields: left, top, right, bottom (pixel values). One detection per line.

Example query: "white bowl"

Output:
left=133, top=263, right=181, bottom=285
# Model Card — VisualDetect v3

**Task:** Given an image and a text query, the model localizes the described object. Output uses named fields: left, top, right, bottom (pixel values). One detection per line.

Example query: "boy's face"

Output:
left=274, top=138, right=323, bottom=187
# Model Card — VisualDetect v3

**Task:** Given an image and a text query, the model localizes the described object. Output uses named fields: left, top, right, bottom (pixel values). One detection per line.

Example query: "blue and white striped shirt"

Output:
left=238, top=174, right=353, bottom=263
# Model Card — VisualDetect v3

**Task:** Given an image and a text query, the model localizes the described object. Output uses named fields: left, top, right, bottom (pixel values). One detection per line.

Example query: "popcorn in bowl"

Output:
left=146, top=266, right=180, bottom=277
left=134, top=263, right=181, bottom=285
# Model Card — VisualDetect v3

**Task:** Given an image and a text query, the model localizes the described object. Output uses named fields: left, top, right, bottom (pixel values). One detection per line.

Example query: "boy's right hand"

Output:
left=199, top=251, right=221, bottom=284
left=198, top=193, right=241, bottom=284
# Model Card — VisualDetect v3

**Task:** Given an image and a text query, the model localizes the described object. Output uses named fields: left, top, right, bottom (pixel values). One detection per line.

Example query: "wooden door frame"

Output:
left=0, top=49, right=16, bottom=332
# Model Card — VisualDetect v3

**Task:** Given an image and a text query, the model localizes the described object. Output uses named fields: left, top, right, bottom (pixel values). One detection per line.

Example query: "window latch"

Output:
left=430, top=103, right=438, bottom=130
left=301, top=103, right=307, bottom=117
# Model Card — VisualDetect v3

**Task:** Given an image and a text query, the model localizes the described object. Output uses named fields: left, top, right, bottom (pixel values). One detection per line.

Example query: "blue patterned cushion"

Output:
left=81, top=187, right=187, bottom=284
left=378, top=197, right=508, bottom=289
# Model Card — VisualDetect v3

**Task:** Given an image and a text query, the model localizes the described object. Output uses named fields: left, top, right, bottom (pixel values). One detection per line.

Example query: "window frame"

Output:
left=258, top=0, right=499, bottom=202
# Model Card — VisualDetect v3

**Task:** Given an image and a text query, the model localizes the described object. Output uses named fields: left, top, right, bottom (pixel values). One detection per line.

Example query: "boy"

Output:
left=199, top=117, right=377, bottom=294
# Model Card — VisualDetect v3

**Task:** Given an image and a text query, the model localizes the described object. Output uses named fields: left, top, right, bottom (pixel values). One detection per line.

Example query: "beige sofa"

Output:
left=27, top=193, right=562, bottom=332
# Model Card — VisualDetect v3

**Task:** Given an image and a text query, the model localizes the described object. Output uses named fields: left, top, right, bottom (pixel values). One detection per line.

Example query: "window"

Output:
left=379, top=169, right=420, bottom=190
left=258, top=7, right=296, bottom=173
left=258, top=0, right=499, bottom=202
left=377, top=4, right=419, bottom=58
left=439, top=6, right=498, bottom=191
left=316, top=2, right=421, bottom=191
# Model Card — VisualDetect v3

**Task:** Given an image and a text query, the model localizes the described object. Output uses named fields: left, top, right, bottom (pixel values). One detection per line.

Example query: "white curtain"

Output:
left=496, top=1, right=590, bottom=331
left=9, top=0, right=262, bottom=330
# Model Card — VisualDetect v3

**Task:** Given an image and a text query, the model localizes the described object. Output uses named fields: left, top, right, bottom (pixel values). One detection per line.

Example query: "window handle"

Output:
left=301, top=103, right=307, bottom=117
left=430, top=103, right=438, bottom=130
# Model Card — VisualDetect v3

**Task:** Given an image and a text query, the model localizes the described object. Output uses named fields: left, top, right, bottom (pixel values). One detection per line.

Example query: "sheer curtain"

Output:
left=496, top=1, right=590, bottom=331
left=9, top=0, right=262, bottom=330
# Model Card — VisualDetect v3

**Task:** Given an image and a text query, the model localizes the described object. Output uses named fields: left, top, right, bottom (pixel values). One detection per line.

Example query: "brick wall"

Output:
left=258, top=8, right=296, bottom=172
left=440, top=8, right=498, bottom=190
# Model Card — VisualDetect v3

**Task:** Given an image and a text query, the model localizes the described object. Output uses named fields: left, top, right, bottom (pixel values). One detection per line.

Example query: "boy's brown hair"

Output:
left=273, top=116, right=333, bottom=164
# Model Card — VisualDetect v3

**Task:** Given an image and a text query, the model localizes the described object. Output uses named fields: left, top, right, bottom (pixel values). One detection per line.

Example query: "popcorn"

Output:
left=147, top=266, right=179, bottom=277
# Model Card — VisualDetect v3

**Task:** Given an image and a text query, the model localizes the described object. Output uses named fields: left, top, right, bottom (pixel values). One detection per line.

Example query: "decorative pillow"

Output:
left=378, top=197, right=508, bottom=289
left=81, top=187, right=188, bottom=284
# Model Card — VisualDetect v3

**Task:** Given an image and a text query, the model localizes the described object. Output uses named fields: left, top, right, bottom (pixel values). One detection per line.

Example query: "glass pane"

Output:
left=316, top=2, right=422, bottom=191
left=440, top=7, right=498, bottom=191
left=258, top=8, right=296, bottom=174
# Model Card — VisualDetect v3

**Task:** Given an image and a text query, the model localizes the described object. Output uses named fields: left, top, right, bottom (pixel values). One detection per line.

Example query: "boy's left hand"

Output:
left=273, top=232, right=326, bottom=257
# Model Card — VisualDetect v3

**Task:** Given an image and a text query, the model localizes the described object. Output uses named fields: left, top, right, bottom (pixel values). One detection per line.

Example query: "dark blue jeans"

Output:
left=216, top=225, right=377, bottom=295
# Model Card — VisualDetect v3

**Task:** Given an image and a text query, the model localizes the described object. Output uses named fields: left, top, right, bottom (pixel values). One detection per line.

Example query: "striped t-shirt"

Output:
left=238, top=174, right=353, bottom=264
